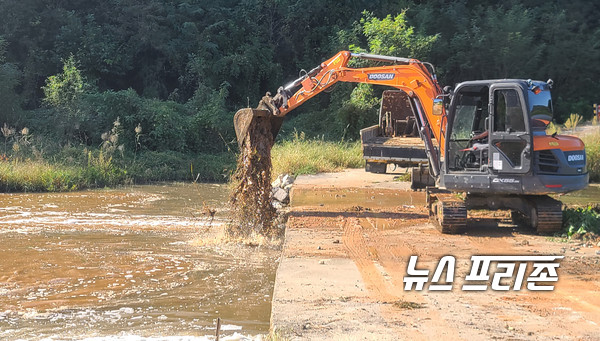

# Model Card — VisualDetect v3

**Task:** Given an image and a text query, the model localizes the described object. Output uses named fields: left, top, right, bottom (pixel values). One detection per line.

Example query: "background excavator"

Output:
left=233, top=51, right=588, bottom=234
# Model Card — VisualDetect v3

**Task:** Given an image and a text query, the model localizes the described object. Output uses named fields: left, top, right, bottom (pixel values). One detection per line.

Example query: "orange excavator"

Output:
left=234, top=51, right=588, bottom=234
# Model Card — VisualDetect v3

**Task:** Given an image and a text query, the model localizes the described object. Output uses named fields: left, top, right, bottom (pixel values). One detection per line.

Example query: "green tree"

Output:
left=0, top=37, right=23, bottom=125
left=331, top=11, right=438, bottom=139
left=42, top=55, right=89, bottom=137
left=352, top=10, right=438, bottom=58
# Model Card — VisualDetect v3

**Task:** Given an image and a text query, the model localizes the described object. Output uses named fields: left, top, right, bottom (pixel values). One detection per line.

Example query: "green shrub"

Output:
left=76, top=88, right=233, bottom=154
left=127, top=150, right=235, bottom=183
left=563, top=206, right=600, bottom=236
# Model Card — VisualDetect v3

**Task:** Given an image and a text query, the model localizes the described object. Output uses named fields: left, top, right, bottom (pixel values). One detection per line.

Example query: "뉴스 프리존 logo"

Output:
left=403, top=255, right=563, bottom=291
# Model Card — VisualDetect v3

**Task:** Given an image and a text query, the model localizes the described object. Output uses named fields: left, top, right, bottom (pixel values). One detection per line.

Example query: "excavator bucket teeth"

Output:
left=233, top=108, right=283, bottom=149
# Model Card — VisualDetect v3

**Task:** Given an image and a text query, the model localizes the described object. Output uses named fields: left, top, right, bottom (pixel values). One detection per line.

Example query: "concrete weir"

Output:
left=269, top=170, right=420, bottom=340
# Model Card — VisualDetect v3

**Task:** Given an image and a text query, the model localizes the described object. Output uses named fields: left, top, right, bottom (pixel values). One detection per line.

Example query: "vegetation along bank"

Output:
left=0, top=1, right=598, bottom=191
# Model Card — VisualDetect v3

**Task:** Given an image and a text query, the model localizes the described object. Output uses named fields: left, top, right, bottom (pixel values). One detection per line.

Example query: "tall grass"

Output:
left=0, top=155, right=126, bottom=192
left=563, top=113, right=583, bottom=133
left=582, top=129, right=600, bottom=182
left=271, top=132, right=364, bottom=177
left=0, top=160, right=82, bottom=192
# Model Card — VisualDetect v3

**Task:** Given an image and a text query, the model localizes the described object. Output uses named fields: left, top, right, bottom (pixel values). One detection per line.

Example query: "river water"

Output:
left=0, top=183, right=278, bottom=340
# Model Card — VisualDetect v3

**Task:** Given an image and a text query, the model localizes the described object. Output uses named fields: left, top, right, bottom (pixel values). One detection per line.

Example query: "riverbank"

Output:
left=271, top=169, right=600, bottom=340
left=0, top=148, right=235, bottom=192
left=0, top=136, right=365, bottom=192
left=1, top=124, right=598, bottom=193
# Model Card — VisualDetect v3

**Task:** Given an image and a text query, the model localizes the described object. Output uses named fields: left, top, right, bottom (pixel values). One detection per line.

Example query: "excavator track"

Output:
left=510, top=195, right=563, bottom=234
left=431, top=197, right=467, bottom=234
left=531, top=196, right=563, bottom=234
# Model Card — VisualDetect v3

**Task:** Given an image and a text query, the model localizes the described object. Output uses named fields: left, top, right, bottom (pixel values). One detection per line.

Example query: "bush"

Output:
left=563, top=206, right=600, bottom=237
left=77, top=88, right=233, bottom=154
left=127, top=150, right=235, bottom=183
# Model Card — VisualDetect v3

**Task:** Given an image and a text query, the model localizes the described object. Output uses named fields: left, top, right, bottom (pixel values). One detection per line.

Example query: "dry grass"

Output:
left=393, top=300, right=426, bottom=310
left=582, top=129, right=600, bottom=182
left=272, top=133, right=364, bottom=177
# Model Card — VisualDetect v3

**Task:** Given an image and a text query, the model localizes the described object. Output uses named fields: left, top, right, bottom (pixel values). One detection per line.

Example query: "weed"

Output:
left=1, top=123, right=15, bottom=155
left=0, top=160, right=82, bottom=192
left=393, top=300, right=425, bottom=310
left=271, top=133, right=364, bottom=177
left=562, top=205, right=600, bottom=237
left=546, top=122, right=561, bottom=135
left=563, top=113, right=583, bottom=133
left=582, top=130, right=600, bottom=182
left=394, top=172, right=411, bottom=182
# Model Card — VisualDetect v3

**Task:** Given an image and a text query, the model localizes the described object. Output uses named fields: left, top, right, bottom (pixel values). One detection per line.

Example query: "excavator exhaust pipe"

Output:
left=233, top=108, right=284, bottom=149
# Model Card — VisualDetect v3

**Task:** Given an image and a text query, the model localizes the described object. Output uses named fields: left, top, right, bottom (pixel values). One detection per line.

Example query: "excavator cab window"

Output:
left=488, top=86, right=531, bottom=173
left=494, top=90, right=526, bottom=133
left=447, top=86, right=489, bottom=172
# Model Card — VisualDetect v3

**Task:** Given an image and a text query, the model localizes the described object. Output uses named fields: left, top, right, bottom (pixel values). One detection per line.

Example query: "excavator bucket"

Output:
left=233, top=108, right=283, bottom=149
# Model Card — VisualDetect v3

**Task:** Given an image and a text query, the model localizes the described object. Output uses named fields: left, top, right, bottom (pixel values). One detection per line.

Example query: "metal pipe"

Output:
left=283, top=64, right=323, bottom=91
left=350, top=52, right=412, bottom=64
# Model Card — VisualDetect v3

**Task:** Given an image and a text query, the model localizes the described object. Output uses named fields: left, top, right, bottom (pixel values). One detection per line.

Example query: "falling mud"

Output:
left=228, top=117, right=277, bottom=238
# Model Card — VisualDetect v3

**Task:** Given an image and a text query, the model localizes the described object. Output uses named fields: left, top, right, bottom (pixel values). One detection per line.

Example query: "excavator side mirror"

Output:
left=432, top=98, right=444, bottom=116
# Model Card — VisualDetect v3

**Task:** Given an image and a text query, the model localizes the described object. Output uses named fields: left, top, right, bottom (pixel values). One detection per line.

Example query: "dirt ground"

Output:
left=270, top=169, right=600, bottom=340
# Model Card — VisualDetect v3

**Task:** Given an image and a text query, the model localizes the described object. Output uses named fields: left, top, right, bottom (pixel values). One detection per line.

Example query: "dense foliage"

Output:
left=0, top=0, right=598, bottom=185
left=563, top=206, right=600, bottom=237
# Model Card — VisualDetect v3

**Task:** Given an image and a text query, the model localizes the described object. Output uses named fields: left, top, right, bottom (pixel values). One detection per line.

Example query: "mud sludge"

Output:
left=228, top=117, right=277, bottom=238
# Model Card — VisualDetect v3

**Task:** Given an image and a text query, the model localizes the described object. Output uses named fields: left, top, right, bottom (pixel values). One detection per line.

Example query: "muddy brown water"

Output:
left=0, top=183, right=277, bottom=340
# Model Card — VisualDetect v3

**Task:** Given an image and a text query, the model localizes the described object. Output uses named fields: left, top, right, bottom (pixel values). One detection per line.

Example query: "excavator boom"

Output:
left=234, top=51, right=444, bottom=154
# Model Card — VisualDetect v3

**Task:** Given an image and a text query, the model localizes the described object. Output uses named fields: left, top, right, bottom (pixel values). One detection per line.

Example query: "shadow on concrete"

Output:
left=464, top=218, right=540, bottom=237
left=288, top=210, right=428, bottom=221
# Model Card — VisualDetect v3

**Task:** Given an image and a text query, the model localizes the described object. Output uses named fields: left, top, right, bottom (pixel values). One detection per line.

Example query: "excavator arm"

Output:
left=234, top=51, right=446, bottom=174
